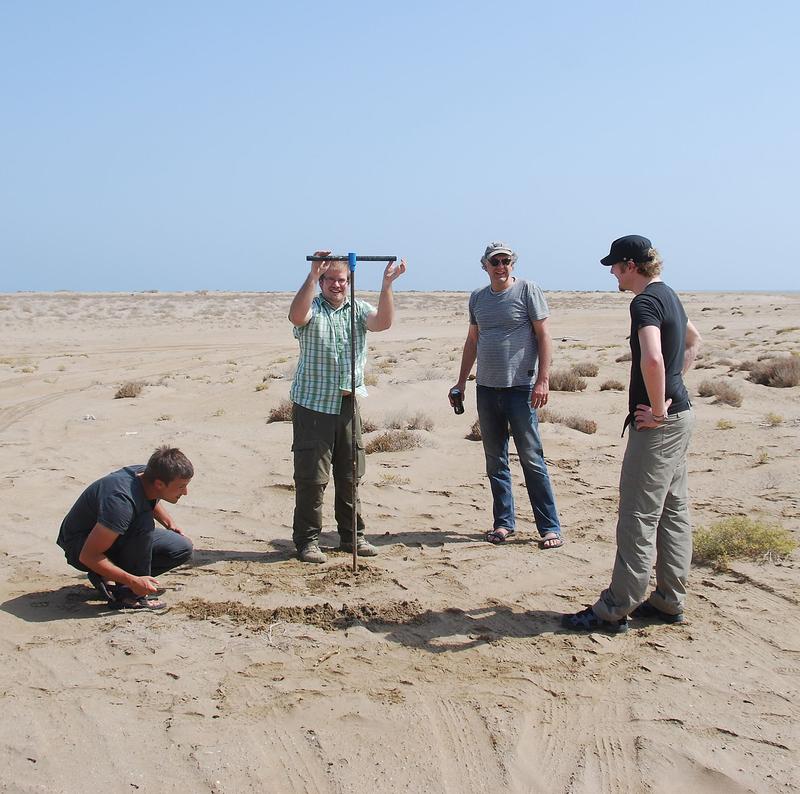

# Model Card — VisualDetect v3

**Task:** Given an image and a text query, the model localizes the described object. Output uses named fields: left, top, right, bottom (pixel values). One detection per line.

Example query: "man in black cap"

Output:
left=562, top=235, right=701, bottom=633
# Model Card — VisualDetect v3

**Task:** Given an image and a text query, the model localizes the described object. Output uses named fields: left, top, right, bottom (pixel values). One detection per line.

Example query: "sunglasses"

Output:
left=488, top=257, right=512, bottom=267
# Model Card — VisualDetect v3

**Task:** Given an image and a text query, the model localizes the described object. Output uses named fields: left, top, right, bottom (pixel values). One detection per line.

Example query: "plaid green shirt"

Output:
left=290, top=294, right=375, bottom=414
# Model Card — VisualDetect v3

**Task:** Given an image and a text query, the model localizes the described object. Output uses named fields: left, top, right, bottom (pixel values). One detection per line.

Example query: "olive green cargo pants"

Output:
left=291, top=398, right=365, bottom=550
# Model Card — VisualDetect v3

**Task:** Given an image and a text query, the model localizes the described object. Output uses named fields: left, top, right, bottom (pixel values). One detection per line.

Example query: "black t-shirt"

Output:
left=56, top=465, right=156, bottom=555
left=628, top=282, right=690, bottom=417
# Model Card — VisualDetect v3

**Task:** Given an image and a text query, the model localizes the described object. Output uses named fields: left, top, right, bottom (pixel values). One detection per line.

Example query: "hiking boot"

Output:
left=631, top=601, right=685, bottom=624
left=339, top=539, right=378, bottom=557
left=298, top=543, right=327, bottom=564
left=561, top=606, right=628, bottom=634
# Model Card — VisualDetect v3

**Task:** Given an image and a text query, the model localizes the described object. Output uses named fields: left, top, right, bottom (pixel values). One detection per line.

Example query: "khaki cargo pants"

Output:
left=291, top=398, right=365, bottom=550
left=593, top=409, right=694, bottom=621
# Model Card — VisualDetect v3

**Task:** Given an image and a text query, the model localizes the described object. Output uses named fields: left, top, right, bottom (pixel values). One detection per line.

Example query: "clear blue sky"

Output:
left=2, top=1, right=798, bottom=293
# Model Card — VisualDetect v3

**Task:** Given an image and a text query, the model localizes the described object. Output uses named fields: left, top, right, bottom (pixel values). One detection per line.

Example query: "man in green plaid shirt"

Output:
left=288, top=251, right=406, bottom=563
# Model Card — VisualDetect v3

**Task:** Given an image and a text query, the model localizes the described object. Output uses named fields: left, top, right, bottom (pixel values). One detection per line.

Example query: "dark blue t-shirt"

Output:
left=628, top=282, right=690, bottom=417
left=56, top=465, right=156, bottom=555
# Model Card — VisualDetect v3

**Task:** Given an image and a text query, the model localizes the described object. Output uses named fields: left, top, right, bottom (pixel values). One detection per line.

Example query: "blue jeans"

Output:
left=476, top=385, right=561, bottom=537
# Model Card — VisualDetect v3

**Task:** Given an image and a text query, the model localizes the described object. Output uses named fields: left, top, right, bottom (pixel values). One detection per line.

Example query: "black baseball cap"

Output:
left=600, top=235, right=653, bottom=266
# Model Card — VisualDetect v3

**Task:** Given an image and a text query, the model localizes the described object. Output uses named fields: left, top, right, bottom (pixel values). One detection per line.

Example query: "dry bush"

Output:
left=747, top=356, right=800, bottom=388
left=549, top=370, right=587, bottom=392
left=561, top=415, right=597, bottom=434
left=716, top=419, right=735, bottom=430
left=693, top=516, right=797, bottom=570
left=764, top=412, right=783, bottom=427
left=115, top=381, right=145, bottom=399
left=376, top=473, right=410, bottom=487
left=615, top=351, right=632, bottom=363
left=387, top=410, right=434, bottom=432
left=361, top=417, right=379, bottom=433
left=364, top=372, right=378, bottom=386
left=365, top=430, right=420, bottom=454
left=465, top=419, right=482, bottom=441
left=267, top=400, right=293, bottom=423
left=736, top=359, right=758, bottom=371
left=537, top=408, right=557, bottom=423
left=571, top=361, right=599, bottom=377
left=600, top=379, right=625, bottom=391
left=537, top=407, right=595, bottom=434
left=697, top=379, right=743, bottom=407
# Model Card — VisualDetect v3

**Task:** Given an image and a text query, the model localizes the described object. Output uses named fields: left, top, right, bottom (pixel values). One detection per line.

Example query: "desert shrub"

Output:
left=376, top=473, right=410, bottom=487
left=571, top=361, right=599, bottom=377
left=115, top=381, right=144, bottom=399
left=715, top=358, right=736, bottom=367
left=465, top=420, right=482, bottom=441
left=387, top=410, right=434, bottom=432
left=736, top=360, right=758, bottom=371
left=537, top=408, right=557, bottom=423
left=361, top=417, right=379, bottom=433
left=536, top=407, right=595, bottom=434
left=697, top=379, right=743, bottom=407
left=365, top=430, right=420, bottom=454
left=549, top=370, right=587, bottom=392
left=255, top=381, right=269, bottom=392
left=364, top=372, right=379, bottom=386
left=615, top=352, right=632, bottom=363
left=747, top=356, right=800, bottom=388
left=600, top=379, right=625, bottom=391
left=693, top=517, right=797, bottom=570
left=267, top=399, right=293, bottom=423
left=764, top=412, right=783, bottom=427
left=561, top=415, right=597, bottom=434
left=716, top=419, right=735, bottom=430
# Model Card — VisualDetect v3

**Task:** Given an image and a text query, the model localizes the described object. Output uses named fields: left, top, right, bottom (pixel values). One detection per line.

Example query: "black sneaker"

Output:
left=631, top=601, right=685, bottom=624
left=561, top=606, right=628, bottom=634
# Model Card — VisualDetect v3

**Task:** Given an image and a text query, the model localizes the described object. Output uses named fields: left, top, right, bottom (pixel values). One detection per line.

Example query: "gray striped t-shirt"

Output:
left=468, top=278, right=550, bottom=388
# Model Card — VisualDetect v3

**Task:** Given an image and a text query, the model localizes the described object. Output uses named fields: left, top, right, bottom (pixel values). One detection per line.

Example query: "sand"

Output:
left=0, top=289, right=798, bottom=793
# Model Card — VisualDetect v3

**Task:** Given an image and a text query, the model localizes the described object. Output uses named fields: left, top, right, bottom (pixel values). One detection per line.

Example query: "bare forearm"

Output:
left=78, top=549, right=139, bottom=589
left=370, top=283, right=395, bottom=332
left=153, top=503, right=174, bottom=530
left=457, top=337, right=477, bottom=387
left=288, top=274, right=317, bottom=326
left=536, top=331, right=552, bottom=384
left=682, top=320, right=702, bottom=374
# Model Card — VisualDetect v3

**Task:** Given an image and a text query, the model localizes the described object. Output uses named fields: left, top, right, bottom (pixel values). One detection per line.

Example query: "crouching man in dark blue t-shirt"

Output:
left=57, top=446, right=194, bottom=610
